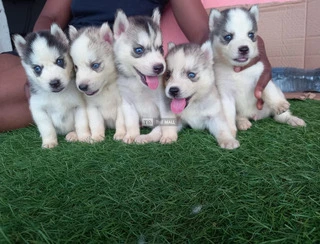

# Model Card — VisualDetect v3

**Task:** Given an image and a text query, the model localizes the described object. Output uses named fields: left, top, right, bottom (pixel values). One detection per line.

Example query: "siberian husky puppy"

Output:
left=69, top=23, right=126, bottom=142
left=14, top=24, right=90, bottom=148
left=113, top=8, right=177, bottom=144
left=209, top=5, right=305, bottom=136
left=165, top=42, right=240, bottom=149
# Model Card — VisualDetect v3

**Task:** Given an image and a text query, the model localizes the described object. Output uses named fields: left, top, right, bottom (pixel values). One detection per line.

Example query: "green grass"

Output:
left=1, top=99, right=320, bottom=243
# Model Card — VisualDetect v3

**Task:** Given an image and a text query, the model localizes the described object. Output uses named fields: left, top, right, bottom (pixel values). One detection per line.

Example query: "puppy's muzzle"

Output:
left=238, top=45, right=249, bottom=55
left=153, top=64, right=164, bottom=75
left=50, top=79, right=61, bottom=89
left=169, top=86, right=180, bottom=98
left=50, top=79, right=64, bottom=92
left=79, top=84, right=88, bottom=92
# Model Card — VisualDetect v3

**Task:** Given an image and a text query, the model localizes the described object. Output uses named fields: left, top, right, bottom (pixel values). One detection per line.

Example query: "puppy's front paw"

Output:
left=135, top=135, right=151, bottom=144
left=218, top=138, right=240, bottom=150
left=273, top=100, right=290, bottom=115
left=42, top=140, right=58, bottom=149
left=288, top=116, right=306, bottom=127
left=66, top=131, right=78, bottom=142
left=77, top=132, right=92, bottom=143
left=237, top=118, right=252, bottom=131
left=90, top=134, right=105, bottom=143
left=160, top=134, right=178, bottom=144
left=113, top=130, right=126, bottom=141
left=122, top=133, right=139, bottom=144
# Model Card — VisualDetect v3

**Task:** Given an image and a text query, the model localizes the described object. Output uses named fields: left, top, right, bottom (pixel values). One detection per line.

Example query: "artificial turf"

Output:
left=1, top=99, right=320, bottom=243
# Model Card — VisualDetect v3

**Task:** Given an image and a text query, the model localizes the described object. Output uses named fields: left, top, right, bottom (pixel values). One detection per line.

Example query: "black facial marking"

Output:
left=131, top=16, right=159, bottom=36
left=129, top=15, right=162, bottom=55
left=21, top=31, right=69, bottom=65
left=210, top=8, right=258, bottom=44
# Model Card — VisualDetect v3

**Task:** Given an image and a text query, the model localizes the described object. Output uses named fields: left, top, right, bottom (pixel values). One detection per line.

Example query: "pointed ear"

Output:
left=68, top=25, right=78, bottom=41
left=51, top=23, right=69, bottom=44
left=201, top=41, right=214, bottom=62
left=249, top=5, right=259, bottom=22
left=113, top=9, right=129, bottom=39
left=100, top=22, right=113, bottom=44
left=209, top=9, right=221, bottom=32
left=13, top=34, right=26, bottom=57
left=152, top=8, right=161, bottom=26
left=167, top=42, right=175, bottom=52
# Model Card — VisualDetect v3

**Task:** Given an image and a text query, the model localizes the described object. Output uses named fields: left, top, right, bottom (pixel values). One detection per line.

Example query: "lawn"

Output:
left=1, top=99, right=320, bottom=243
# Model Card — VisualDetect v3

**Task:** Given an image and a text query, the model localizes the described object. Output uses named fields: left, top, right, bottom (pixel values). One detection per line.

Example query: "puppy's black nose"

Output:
left=50, top=79, right=61, bottom=89
left=169, top=86, right=180, bottom=97
left=239, top=46, right=249, bottom=55
left=153, top=64, right=164, bottom=74
left=79, top=84, right=88, bottom=91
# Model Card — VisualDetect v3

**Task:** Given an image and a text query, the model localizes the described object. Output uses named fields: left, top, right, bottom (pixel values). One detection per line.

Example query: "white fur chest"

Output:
left=29, top=84, right=81, bottom=134
left=215, top=61, right=264, bottom=117
left=117, top=75, right=161, bottom=119
left=233, top=62, right=264, bottom=117
left=86, top=82, right=120, bottom=127
left=180, top=96, right=221, bottom=130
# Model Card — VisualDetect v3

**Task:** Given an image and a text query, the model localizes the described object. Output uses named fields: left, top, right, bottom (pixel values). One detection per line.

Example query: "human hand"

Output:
left=24, top=80, right=31, bottom=100
left=233, top=36, right=272, bottom=110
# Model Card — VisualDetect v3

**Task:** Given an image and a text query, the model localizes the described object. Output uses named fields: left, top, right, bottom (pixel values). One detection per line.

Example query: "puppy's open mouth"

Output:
left=134, top=68, right=159, bottom=90
left=234, top=57, right=249, bottom=63
left=84, top=89, right=99, bottom=96
left=170, top=96, right=192, bottom=114
left=51, top=87, right=65, bottom=93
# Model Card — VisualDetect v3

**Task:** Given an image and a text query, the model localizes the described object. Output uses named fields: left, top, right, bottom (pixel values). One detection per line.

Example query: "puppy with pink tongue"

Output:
left=165, top=42, right=239, bottom=149
left=113, top=9, right=178, bottom=144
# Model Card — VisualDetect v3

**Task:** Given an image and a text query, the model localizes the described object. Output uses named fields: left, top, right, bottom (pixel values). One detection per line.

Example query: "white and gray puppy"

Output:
left=14, top=24, right=90, bottom=148
left=113, top=8, right=177, bottom=144
left=209, top=5, right=305, bottom=136
left=69, top=23, right=126, bottom=142
left=165, top=42, right=240, bottom=149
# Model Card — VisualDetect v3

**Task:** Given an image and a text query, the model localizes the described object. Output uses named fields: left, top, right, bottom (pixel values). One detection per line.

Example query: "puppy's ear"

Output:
left=113, top=9, right=129, bottom=39
left=249, top=5, right=259, bottom=22
left=13, top=34, right=26, bottom=57
left=100, top=22, right=113, bottom=44
left=201, top=41, right=214, bottom=63
left=209, top=9, right=221, bottom=32
left=68, top=25, right=78, bottom=41
left=167, top=42, right=176, bottom=52
left=152, top=8, right=161, bottom=26
left=51, top=23, right=69, bottom=45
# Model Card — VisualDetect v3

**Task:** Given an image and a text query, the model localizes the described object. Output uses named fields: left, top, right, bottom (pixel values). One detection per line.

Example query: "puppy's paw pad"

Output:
left=122, top=134, right=137, bottom=144
left=237, top=119, right=252, bottom=131
left=90, top=135, right=105, bottom=143
left=160, top=135, right=178, bottom=144
left=288, top=117, right=306, bottom=127
left=77, top=133, right=92, bottom=143
left=42, top=141, right=58, bottom=149
left=113, top=131, right=126, bottom=141
left=65, top=131, right=78, bottom=142
left=274, top=101, right=290, bottom=115
left=134, top=135, right=150, bottom=144
left=219, top=139, right=240, bottom=150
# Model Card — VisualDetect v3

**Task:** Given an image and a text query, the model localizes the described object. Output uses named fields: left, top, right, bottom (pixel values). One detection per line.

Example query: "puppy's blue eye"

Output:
left=33, top=65, right=42, bottom=74
left=56, top=58, right=64, bottom=67
left=223, top=34, right=233, bottom=42
left=165, top=70, right=171, bottom=81
left=159, top=45, right=164, bottom=55
left=248, top=32, right=255, bottom=40
left=91, top=63, right=100, bottom=70
left=134, top=47, right=144, bottom=55
left=187, top=72, right=196, bottom=79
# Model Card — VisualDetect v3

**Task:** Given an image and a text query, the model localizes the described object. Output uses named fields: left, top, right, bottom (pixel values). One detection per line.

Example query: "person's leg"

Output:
left=0, top=53, right=33, bottom=132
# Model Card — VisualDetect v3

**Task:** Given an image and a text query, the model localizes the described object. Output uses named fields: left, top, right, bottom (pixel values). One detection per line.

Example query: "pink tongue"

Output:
left=146, top=76, right=159, bottom=90
left=171, top=98, right=186, bottom=114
